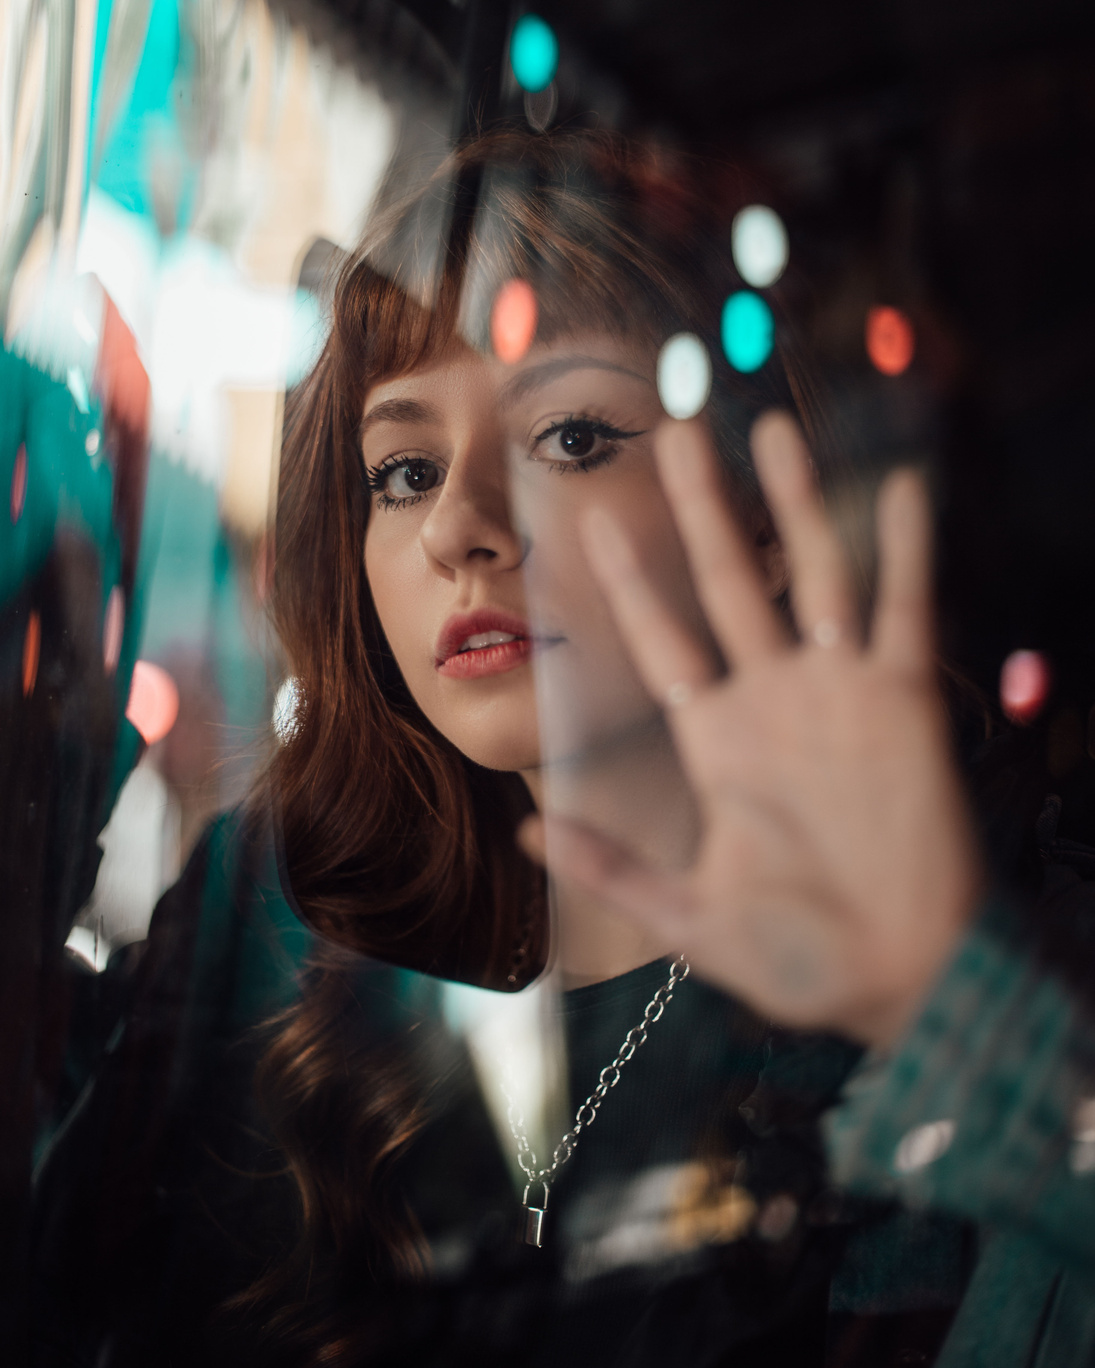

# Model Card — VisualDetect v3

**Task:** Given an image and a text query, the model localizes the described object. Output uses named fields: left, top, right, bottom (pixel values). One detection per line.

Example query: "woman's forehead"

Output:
left=361, top=331, right=656, bottom=420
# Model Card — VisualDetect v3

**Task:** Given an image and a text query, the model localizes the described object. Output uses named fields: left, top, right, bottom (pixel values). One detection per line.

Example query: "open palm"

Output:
left=526, top=413, right=983, bottom=1048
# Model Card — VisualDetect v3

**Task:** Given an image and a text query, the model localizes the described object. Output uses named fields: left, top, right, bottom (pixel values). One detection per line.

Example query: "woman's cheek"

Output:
left=530, top=557, right=660, bottom=761
left=365, top=531, right=429, bottom=685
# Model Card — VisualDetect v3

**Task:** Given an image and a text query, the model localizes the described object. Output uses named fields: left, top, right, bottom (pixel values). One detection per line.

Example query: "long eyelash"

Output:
left=533, top=416, right=644, bottom=445
left=363, top=455, right=405, bottom=496
left=364, top=455, right=436, bottom=511
left=374, top=491, right=428, bottom=511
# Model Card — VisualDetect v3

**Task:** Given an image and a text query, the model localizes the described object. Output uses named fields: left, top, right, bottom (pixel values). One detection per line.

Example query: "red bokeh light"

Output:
left=126, top=660, right=180, bottom=745
left=491, top=280, right=538, bottom=364
left=866, top=306, right=915, bottom=376
left=1000, top=649, right=1051, bottom=724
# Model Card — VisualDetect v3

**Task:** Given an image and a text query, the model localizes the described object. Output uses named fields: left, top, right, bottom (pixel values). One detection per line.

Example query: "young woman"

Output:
left=33, top=127, right=1095, bottom=1368
left=250, top=127, right=978, bottom=1367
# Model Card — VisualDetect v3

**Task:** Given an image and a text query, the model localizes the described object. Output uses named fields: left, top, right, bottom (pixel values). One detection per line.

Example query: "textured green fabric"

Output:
left=825, top=898, right=1095, bottom=1365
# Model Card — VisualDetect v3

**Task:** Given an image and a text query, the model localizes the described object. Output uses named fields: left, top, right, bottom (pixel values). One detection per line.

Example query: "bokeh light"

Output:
left=10, top=442, right=26, bottom=523
left=1000, top=649, right=1051, bottom=723
left=656, top=333, right=712, bottom=420
left=491, top=279, right=538, bottom=364
left=102, top=586, right=125, bottom=675
left=126, top=660, right=180, bottom=745
left=866, top=306, right=915, bottom=376
left=731, top=206, right=789, bottom=289
left=22, top=610, right=40, bottom=698
left=510, top=15, right=559, bottom=93
left=721, top=292, right=774, bottom=373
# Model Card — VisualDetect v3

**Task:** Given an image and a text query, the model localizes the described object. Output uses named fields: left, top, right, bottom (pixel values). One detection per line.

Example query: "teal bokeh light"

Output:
left=510, top=15, right=559, bottom=93
left=721, top=291, right=774, bottom=373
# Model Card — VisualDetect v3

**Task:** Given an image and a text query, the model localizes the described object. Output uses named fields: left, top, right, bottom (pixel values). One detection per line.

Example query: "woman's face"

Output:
left=362, top=331, right=716, bottom=775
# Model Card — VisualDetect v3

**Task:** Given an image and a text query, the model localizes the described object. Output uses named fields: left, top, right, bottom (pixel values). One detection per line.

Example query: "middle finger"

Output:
left=750, top=411, right=859, bottom=650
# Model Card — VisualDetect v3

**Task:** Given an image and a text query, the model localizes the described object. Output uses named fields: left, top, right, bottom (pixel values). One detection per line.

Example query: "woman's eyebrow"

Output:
left=359, top=397, right=441, bottom=438
left=498, top=356, right=652, bottom=407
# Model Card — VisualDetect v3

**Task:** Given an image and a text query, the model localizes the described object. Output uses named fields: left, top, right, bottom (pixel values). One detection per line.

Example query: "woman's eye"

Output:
left=557, top=423, right=597, bottom=458
left=367, top=457, right=443, bottom=504
left=389, top=459, right=439, bottom=495
left=533, top=418, right=644, bottom=469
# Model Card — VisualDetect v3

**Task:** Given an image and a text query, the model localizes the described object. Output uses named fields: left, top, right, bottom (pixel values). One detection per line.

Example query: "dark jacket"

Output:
left=31, top=804, right=1095, bottom=1367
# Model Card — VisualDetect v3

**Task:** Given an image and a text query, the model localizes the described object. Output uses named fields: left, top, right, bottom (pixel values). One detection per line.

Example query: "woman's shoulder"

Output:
left=141, top=802, right=313, bottom=1033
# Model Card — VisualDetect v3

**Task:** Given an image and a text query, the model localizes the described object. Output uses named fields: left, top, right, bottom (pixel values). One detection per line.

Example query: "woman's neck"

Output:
left=522, top=719, right=698, bottom=989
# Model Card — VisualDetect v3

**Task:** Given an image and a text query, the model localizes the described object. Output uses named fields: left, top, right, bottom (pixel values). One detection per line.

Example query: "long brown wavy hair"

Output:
left=245, top=126, right=851, bottom=1362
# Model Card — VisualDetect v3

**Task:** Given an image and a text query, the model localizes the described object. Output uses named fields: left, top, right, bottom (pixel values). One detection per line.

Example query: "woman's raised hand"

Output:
left=524, top=413, right=984, bottom=1048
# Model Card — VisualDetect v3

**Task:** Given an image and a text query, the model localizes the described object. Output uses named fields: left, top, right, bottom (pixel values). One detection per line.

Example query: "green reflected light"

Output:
left=510, top=15, right=559, bottom=93
left=721, top=291, right=774, bottom=373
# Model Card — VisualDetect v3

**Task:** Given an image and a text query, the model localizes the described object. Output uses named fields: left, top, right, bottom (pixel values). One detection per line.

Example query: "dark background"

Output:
left=309, top=0, right=1095, bottom=840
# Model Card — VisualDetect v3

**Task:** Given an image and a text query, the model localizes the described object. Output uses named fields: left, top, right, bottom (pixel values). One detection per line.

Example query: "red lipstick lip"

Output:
left=435, top=608, right=561, bottom=679
left=436, top=609, right=532, bottom=666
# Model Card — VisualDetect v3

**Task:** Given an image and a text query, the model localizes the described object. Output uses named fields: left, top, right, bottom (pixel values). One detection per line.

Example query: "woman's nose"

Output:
left=419, top=444, right=527, bottom=576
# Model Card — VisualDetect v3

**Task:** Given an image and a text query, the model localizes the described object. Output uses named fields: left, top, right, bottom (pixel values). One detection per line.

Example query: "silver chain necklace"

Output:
left=502, top=954, right=690, bottom=1247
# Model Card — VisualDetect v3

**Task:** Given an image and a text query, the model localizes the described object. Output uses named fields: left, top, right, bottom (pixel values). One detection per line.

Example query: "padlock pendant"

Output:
left=522, top=1179, right=550, bottom=1247
left=524, top=1204, right=546, bottom=1247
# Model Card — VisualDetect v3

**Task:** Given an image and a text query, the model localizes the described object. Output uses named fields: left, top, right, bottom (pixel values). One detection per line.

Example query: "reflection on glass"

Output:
left=9, top=5, right=1095, bottom=1368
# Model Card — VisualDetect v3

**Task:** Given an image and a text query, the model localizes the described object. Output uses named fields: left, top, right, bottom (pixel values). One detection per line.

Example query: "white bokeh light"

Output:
left=656, top=333, right=712, bottom=420
left=731, top=205, right=789, bottom=289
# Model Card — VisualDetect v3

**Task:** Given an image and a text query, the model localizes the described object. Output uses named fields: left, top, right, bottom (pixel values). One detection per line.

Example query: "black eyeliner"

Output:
left=532, top=417, right=646, bottom=444
left=530, top=415, right=647, bottom=476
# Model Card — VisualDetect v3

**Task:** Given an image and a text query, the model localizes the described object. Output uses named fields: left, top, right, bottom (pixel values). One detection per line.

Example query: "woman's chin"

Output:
left=452, top=731, right=544, bottom=775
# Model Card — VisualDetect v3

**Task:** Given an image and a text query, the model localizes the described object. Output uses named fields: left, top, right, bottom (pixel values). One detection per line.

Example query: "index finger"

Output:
left=655, top=419, right=789, bottom=665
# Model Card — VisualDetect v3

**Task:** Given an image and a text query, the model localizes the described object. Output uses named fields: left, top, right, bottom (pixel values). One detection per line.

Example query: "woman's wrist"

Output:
left=843, top=863, right=988, bottom=1052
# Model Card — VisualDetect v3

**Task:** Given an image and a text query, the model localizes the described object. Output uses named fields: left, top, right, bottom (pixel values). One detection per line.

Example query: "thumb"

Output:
left=518, top=814, right=693, bottom=938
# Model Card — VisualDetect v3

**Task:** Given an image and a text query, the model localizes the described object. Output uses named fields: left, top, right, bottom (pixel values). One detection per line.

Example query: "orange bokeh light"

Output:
left=866, top=306, right=915, bottom=376
left=126, top=660, right=180, bottom=745
left=491, top=280, right=538, bottom=364
left=22, top=610, right=40, bottom=698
